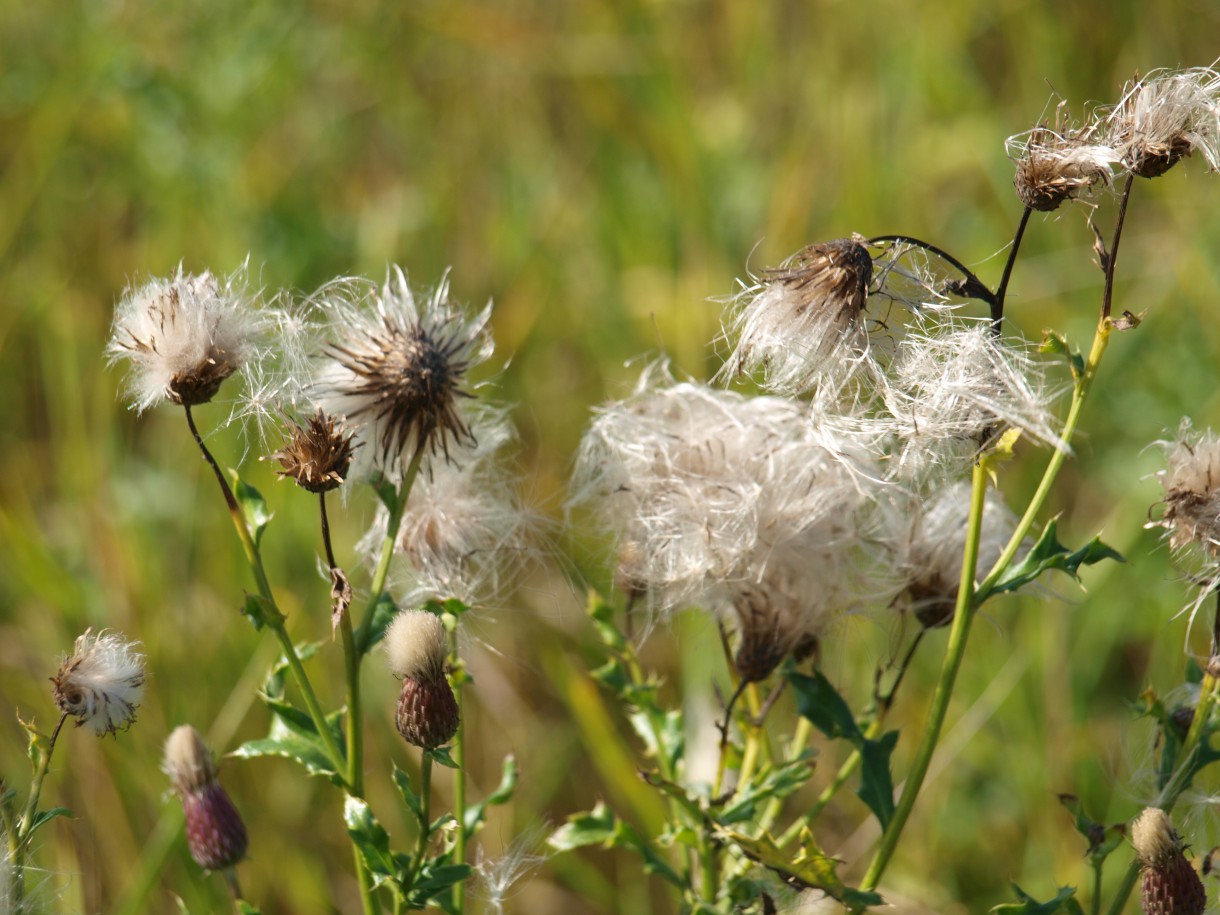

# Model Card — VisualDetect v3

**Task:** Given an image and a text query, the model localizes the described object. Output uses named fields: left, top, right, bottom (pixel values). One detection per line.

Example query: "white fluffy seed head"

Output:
left=311, top=267, right=494, bottom=481
left=1152, top=420, right=1220, bottom=557
left=1007, top=121, right=1119, bottom=211
left=51, top=629, right=146, bottom=736
left=360, top=407, right=541, bottom=607
left=1131, top=807, right=1183, bottom=868
left=385, top=610, right=448, bottom=682
left=163, top=724, right=217, bottom=795
left=1106, top=67, right=1220, bottom=177
left=107, top=266, right=266, bottom=413
left=717, top=236, right=878, bottom=397
left=881, top=324, right=1066, bottom=482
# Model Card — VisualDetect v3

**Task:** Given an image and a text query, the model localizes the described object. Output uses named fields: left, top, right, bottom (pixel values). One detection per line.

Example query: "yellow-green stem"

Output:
left=10, top=712, right=68, bottom=906
left=853, top=461, right=989, bottom=904
left=736, top=684, right=766, bottom=794
left=449, top=631, right=467, bottom=915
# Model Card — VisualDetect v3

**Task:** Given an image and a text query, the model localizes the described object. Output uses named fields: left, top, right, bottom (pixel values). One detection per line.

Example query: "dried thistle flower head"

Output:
left=1131, top=807, right=1207, bottom=915
left=361, top=408, right=540, bottom=607
left=1008, top=123, right=1117, bottom=211
left=1108, top=68, right=1220, bottom=179
left=315, top=268, right=493, bottom=478
left=164, top=725, right=249, bottom=872
left=385, top=610, right=459, bottom=749
left=108, top=266, right=264, bottom=412
left=717, top=235, right=876, bottom=396
left=268, top=408, right=358, bottom=493
left=52, top=629, right=146, bottom=735
left=1152, top=421, right=1220, bottom=557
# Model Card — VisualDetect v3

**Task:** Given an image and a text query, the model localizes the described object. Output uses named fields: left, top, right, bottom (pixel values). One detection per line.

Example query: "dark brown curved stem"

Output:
left=868, top=233, right=998, bottom=312
left=1102, top=174, right=1135, bottom=320
left=992, top=206, right=1033, bottom=334
left=183, top=405, right=240, bottom=513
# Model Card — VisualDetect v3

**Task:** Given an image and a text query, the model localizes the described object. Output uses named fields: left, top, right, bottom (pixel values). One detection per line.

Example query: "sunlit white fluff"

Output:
left=1105, top=67, right=1220, bottom=177
left=51, top=629, right=146, bottom=736
left=384, top=610, right=449, bottom=682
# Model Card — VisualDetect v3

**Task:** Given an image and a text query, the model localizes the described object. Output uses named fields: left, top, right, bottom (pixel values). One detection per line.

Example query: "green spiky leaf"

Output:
left=982, top=520, right=1123, bottom=600
left=988, top=883, right=1083, bottom=914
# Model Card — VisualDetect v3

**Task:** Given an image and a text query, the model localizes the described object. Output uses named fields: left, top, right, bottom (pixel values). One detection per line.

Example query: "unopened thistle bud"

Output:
left=317, top=268, right=492, bottom=476
left=107, top=267, right=263, bottom=412
left=164, top=725, right=249, bottom=872
left=1008, top=124, right=1116, bottom=211
left=385, top=610, right=459, bottom=749
left=52, top=629, right=146, bottom=736
left=268, top=408, right=358, bottom=493
left=1108, top=68, right=1220, bottom=179
left=718, top=236, right=875, bottom=396
left=1131, top=807, right=1206, bottom=915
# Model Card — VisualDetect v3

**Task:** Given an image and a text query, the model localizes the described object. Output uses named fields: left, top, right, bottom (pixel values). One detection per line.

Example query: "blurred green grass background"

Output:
left=3, top=1, right=1220, bottom=912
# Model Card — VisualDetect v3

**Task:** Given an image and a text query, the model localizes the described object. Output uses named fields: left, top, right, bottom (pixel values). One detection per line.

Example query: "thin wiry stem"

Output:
left=868, top=233, right=998, bottom=311
left=992, top=206, right=1033, bottom=333
left=1102, top=175, right=1135, bottom=320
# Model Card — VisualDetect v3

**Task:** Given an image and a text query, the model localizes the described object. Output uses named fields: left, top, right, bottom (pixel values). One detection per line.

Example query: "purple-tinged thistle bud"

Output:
left=268, top=408, right=359, bottom=493
left=164, top=725, right=249, bottom=872
left=385, top=611, right=459, bottom=749
left=1131, top=807, right=1207, bottom=915
left=52, top=629, right=146, bottom=736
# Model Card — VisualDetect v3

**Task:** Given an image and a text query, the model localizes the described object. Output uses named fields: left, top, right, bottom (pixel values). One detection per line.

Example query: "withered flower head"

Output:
left=1152, top=421, right=1220, bottom=557
left=1008, top=124, right=1117, bottom=211
left=52, top=629, right=146, bottom=736
left=1108, top=68, right=1220, bottom=179
left=317, top=268, right=493, bottom=478
left=385, top=610, right=459, bottom=749
left=1131, top=807, right=1206, bottom=915
left=718, top=235, right=875, bottom=396
left=268, top=408, right=358, bottom=493
left=107, top=266, right=264, bottom=412
left=164, top=725, right=249, bottom=872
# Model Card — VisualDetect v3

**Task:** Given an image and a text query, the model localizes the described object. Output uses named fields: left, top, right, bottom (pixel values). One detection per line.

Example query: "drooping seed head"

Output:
left=1008, top=123, right=1117, bottom=211
left=1107, top=68, right=1220, bottom=179
left=52, top=629, right=146, bottom=736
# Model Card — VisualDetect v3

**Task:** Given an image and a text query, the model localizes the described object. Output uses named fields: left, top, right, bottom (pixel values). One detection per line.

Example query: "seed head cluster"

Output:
left=52, top=629, right=146, bottom=736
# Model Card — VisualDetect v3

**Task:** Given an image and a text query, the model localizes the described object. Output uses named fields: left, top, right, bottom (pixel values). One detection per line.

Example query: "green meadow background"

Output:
left=3, top=1, right=1220, bottom=912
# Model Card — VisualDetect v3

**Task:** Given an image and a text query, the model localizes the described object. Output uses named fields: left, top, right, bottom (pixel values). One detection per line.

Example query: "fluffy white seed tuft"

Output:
left=51, top=629, right=146, bottom=736
left=384, top=610, right=449, bottom=682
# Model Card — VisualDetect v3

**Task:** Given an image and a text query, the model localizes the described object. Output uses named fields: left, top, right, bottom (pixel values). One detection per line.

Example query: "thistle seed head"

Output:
left=1008, top=124, right=1117, bottom=211
left=1152, top=421, right=1220, bottom=557
left=1107, top=68, right=1220, bottom=179
left=717, top=235, right=876, bottom=396
left=385, top=610, right=449, bottom=683
left=268, top=408, right=358, bottom=493
left=107, top=267, right=265, bottom=412
left=315, top=268, right=492, bottom=478
left=1132, top=808, right=1207, bottom=915
left=52, top=629, right=146, bottom=736
left=164, top=725, right=249, bottom=872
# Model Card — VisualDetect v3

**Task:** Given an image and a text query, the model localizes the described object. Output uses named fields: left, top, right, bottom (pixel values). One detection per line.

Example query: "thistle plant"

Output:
left=550, top=66, right=1220, bottom=915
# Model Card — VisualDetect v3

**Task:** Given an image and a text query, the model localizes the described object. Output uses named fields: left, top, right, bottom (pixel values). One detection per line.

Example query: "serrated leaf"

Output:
left=718, top=756, right=815, bottom=825
left=393, top=765, right=423, bottom=818
left=358, top=592, right=398, bottom=655
left=718, top=827, right=882, bottom=906
left=233, top=475, right=272, bottom=547
left=983, top=520, right=1124, bottom=600
left=549, top=803, right=618, bottom=850
left=427, top=746, right=460, bottom=769
left=789, top=671, right=896, bottom=828
left=27, top=807, right=74, bottom=835
left=1058, top=795, right=1124, bottom=860
left=410, top=862, right=473, bottom=901
left=232, top=712, right=343, bottom=785
left=988, top=883, right=1082, bottom=914
left=344, top=797, right=399, bottom=882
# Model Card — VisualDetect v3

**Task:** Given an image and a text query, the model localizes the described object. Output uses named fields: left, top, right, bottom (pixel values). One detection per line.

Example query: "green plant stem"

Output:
left=183, top=406, right=346, bottom=774
left=736, top=684, right=767, bottom=794
left=405, top=752, right=434, bottom=894
left=9, top=711, right=68, bottom=906
left=1090, top=858, right=1103, bottom=915
left=1103, top=863, right=1140, bottom=915
left=852, top=460, right=989, bottom=905
left=355, top=447, right=427, bottom=650
left=449, top=631, right=467, bottom=915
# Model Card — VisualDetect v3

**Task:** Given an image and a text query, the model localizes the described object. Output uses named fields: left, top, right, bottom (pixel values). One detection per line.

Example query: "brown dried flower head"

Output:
left=1108, top=68, right=1220, bottom=179
left=1152, top=423, right=1220, bottom=556
left=1009, top=124, right=1117, bottom=211
left=269, top=409, right=358, bottom=493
